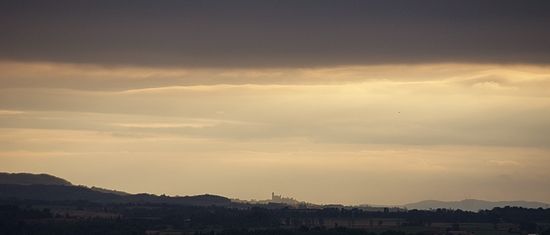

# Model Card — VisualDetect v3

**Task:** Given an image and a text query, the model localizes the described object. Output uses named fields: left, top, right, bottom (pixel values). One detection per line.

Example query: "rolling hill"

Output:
left=0, top=172, right=231, bottom=206
left=0, top=172, right=72, bottom=186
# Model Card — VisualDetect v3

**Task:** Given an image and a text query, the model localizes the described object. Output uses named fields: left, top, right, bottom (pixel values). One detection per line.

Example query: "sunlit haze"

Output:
left=1, top=0, right=550, bottom=206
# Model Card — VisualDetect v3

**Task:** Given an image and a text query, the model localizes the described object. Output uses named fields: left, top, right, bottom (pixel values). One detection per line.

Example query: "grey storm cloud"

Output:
left=1, top=0, right=550, bottom=68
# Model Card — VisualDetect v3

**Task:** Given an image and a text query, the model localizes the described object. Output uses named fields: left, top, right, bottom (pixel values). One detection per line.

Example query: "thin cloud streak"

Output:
left=2, top=61, right=550, bottom=94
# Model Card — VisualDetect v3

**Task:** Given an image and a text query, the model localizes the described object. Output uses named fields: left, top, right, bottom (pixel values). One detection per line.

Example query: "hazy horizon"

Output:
left=1, top=0, right=550, bottom=206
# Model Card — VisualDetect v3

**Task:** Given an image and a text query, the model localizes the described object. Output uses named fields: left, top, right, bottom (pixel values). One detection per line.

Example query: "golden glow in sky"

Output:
left=1, top=61, right=550, bottom=205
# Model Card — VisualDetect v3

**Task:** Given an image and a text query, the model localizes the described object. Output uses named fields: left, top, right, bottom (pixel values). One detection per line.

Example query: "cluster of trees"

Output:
left=1, top=200, right=550, bottom=235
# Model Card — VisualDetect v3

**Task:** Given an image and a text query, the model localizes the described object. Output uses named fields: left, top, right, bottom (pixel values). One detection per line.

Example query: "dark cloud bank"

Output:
left=1, top=0, right=550, bottom=68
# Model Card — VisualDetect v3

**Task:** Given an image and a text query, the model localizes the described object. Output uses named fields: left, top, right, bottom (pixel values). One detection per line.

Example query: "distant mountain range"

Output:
left=404, top=199, right=550, bottom=211
left=0, top=172, right=230, bottom=206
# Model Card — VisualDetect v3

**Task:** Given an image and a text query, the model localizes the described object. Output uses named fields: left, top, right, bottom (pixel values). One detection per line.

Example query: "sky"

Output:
left=1, top=0, right=550, bottom=205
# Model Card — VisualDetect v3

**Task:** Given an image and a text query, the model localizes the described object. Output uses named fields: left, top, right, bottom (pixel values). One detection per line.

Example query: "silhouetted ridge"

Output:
left=90, top=186, right=129, bottom=196
left=0, top=184, right=231, bottom=206
left=0, top=184, right=118, bottom=201
left=126, top=193, right=230, bottom=206
left=0, top=172, right=71, bottom=186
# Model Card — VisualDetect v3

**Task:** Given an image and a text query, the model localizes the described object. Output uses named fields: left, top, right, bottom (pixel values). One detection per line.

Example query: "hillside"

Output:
left=0, top=172, right=72, bottom=186
left=0, top=184, right=231, bottom=206
left=90, top=186, right=130, bottom=196
left=405, top=199, right=550, bottom=211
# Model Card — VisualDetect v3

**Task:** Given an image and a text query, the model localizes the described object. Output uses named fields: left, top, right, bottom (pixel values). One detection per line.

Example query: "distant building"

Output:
left=271, top=192, right=299, bottom=205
